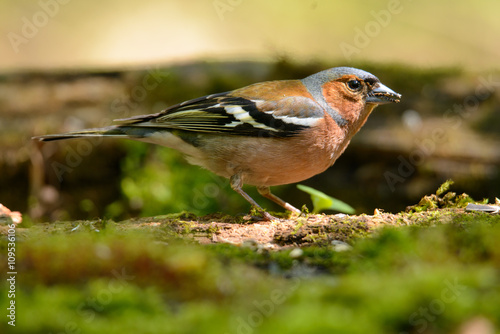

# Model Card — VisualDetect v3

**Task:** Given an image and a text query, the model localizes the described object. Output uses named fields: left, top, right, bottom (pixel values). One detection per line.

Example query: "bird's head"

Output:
left=302, top=67, right=401, bottom=128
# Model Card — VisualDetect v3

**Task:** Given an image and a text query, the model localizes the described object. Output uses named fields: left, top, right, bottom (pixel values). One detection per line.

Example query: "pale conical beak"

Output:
left=366, top=83, right=401, bottom=104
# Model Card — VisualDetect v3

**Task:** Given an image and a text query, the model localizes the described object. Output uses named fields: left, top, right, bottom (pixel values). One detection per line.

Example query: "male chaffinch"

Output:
left=34, top=67, right=401, bottom=220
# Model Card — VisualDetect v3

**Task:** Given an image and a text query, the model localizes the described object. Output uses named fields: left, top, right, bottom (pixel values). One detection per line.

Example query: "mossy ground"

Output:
left=1, top=186, right=499, bottom=333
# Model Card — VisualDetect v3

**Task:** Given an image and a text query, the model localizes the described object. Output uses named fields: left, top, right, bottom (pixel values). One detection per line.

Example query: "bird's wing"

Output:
left=114, top=81, right=326, bottom=138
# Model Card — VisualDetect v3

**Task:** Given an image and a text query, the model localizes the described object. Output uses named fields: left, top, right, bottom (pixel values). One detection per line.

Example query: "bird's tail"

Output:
left=32, top=126, right=134, bottom=142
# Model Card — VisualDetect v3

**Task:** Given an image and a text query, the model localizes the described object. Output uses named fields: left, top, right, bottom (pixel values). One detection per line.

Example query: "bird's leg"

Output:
left=257, top=186, right=301, bottom=215
left=230, top=175, right=276, bottom=221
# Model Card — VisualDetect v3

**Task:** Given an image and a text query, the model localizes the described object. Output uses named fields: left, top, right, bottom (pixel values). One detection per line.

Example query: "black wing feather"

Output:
left=113, top=92, right=310, bottom=138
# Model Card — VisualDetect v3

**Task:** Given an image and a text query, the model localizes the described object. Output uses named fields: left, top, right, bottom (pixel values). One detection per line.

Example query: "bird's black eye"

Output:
left=347, top=79, right=362, bottom=91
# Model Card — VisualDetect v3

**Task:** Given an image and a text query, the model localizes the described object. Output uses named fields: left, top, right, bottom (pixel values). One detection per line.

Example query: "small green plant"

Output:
left=407, top=179, right=481, bottom=213
left=436, top=179, right=454, bottom=196
left=297, top=184, right=355, bottom=214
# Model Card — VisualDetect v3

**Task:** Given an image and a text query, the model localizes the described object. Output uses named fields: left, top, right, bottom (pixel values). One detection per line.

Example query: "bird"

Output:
left=33, top=66, right=401, bottom=220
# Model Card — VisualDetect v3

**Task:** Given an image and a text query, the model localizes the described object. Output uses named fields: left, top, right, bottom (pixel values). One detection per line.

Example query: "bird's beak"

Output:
left=367, top=83, right=401, bottom=104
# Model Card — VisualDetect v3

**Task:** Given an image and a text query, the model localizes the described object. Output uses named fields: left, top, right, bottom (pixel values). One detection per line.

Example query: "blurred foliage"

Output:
left=1, top=211, right=500, bottom=333
left=104, top=141, right=247, bottom=218
left=473, top=101, right=500, bottom=135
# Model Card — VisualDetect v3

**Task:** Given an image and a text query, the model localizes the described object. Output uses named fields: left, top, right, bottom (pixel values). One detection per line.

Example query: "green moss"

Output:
left=3, top=185, right=500, bottom=333
left=4, top=215, right=500, bottom=333
left=407, top=180, right=481, bottom=213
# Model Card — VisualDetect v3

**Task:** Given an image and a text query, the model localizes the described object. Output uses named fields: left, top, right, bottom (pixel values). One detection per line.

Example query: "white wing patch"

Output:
left=272, top=115, right=321, bottom=127
left=260, top=110, right=321, bottom=126
left=224, top=106, right=279, bottom=132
